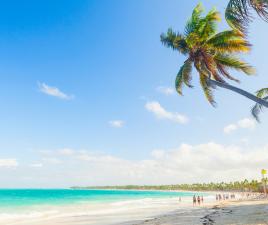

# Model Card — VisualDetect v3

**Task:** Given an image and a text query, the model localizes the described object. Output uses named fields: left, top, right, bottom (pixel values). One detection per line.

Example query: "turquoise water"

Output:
left=0, top=189, right=197, bottom=210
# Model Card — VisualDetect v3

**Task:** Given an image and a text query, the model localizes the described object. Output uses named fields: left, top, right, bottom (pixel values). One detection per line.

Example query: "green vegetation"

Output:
left=71, top=179, right=264, bottom=192
left=252, top=88, right=268, bottom=121
left=226, top=0, right=268, bottom=33
left=161, top=4, right=268, bottom=108
left=225, top=1, right=268, bottom=120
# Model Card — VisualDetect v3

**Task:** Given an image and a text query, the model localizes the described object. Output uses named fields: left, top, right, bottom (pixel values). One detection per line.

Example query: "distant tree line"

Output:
left=71, top=179, right=267, bottom=192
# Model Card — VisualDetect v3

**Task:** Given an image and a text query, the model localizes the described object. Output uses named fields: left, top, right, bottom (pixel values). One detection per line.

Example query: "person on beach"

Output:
left=201, top=196, right=204, bottom=204
left=193, top=195, right=196, bottom=206
left=197, top=196, right=201, bottom=205
left=179, top=197, right=181, bottom=202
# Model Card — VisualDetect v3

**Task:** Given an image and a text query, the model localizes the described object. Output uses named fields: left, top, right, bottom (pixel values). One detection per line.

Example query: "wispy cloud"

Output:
left=18, top=143, right=268, bottom=187
left=0, top=159, right=18, bottom=168
left=224, top=118, right=256, bottom=134
left=29, top=163, right=43, bottom=168
left=223, top=124, right=237, bottom=134
left=58, top=148, right=75, bottom=156
left=38, top=82, right=74, bottom=100
left=156, top=86, right=175, bottom=96
left=145, top=101, right=188, bottom=124
left=237, top=118, right=256, bottom=129
left=109, top=120, right=125, bottom=128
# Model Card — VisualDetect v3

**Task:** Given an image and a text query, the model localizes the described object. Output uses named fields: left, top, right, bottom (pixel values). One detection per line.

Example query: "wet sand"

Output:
left=130, top=198, right=268, bottom=225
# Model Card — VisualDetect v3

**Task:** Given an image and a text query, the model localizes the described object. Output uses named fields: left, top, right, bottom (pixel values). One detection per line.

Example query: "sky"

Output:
left=0, top=0, right=268, bottom=188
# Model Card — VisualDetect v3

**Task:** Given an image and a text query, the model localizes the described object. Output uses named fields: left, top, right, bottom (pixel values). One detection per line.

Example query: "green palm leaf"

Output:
left=184, top=3, right=203, bottom=36
left=175, top=59, right=193, bottom=95
left=256, top=88, right=268, bottom=98
left=198, top=8, right=221, bottom=40
left=251, top=88, right=268, bottom=122
left=160, top=29, right=188, bottom=55
left=199, top=72, right=216, bottom=106
left=251, top=88, right=268, bottom=121
left=214, top=54, right=255, bottom=75
left=226, top=0, right=268, bottom=33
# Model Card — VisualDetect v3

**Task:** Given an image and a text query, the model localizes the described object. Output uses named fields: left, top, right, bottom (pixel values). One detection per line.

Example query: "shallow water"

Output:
left=0, top=189, right=209, bottom=225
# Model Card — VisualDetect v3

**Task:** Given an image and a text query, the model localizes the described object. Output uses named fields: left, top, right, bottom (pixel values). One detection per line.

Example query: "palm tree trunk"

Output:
left=208, top=79, right=268, bottom=108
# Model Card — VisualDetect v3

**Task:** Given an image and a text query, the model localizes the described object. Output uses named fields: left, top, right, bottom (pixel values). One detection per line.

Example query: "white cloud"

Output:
left=223, top=124, right=237, bottom=134
left=145, top=101, right=188, bottom=124
left=38, top=82, right=74, bottom=100
left=41, top=158, right=62, bottom=164
left=238, top=118, right=256, bottom=129
left=2, top=142, right=268, bottom=187
left=11, top=143, right=268, bottom=187
left=0, top=159, right=18, bottom=168
left=156, top=86, right=175, bottom=96
left=109, top=120, right=125, bottom=128
left=224, top=118, right=256, bottom=134
left=29, top=163, right=43, bottom=168
left=240, top=138, right=249, bottom=144
left=58, top=148, right=75, bottom=156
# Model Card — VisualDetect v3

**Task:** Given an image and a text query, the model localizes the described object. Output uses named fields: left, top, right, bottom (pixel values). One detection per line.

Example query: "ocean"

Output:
left=0, top=189, right=204, bottom=225
left=0, top=189, right=197, bottom=209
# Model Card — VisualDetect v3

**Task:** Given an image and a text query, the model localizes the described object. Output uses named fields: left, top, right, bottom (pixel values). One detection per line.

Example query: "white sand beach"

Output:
left=131, top=198, right=268, bottom=225
left=2, top=193, right=268, bottom=225
left=0, top=196, right=196, bottom=225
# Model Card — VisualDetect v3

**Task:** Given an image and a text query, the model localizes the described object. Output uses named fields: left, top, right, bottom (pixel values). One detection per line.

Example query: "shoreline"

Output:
left=1, top=191, right=267, bottom=225
left=127, top=195, right=268, bottom=225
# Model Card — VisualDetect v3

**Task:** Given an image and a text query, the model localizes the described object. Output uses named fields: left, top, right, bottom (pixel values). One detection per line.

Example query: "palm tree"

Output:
left=225, top=2, right=268, bottom=120
left=252, top=88, right=268, bottom=121
left=225, top=0, right=268, bottom=33
left=161, top=3, right=268, bottom=107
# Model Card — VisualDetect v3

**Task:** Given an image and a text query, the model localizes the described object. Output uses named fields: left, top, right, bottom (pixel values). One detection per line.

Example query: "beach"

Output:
left=0, top=189, right=205, bottom=225
left=0, top=197, right=199, bottom=225
left=131, top=197, right=268, bottom=225
left=1, top=189, right=268, bottom=225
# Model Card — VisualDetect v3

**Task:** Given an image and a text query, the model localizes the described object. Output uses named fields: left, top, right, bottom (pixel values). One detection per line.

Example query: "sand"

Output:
left=3, top=194, right=268, bottom=225
left=129, top=198, right=268, bottom=225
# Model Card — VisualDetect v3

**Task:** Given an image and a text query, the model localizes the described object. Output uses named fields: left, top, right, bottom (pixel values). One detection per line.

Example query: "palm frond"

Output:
left=251, top=88, right=268, bottom=121
left=199, top=72, right=216, bottom=106
left=216, top=63, right=240, bottom=82
left=251, top=95, right=268, bottom=122
left=206, top=30, right=244, bottom=45
left=225, top=0, right=251, bottom=32
left=212, top=71, right=226, bottom=83
left=160, top=29, right=188, bottom=54
left=184, top=3, right=203, bottom=36
left=198, top=8, right=221, bottom=40
left=214, top=54, right=255, bottom=75
left=225, top=0, right=268, bottom=33
left=256, top=87, right=268, bottom=98
left=206, top=30, right=251, bottom=53
left=182, top=59, right=193, bottom=88
left=249, top=0, right=268, bottom=22
left=209, top=39, right=251, bottom=53
left=175, top=59, right=193, bottom=95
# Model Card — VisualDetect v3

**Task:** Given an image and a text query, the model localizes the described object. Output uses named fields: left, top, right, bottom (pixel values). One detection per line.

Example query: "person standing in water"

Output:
left=197, top=196, right=201, bottom=205
left=193, top=195, right=196, bottom=206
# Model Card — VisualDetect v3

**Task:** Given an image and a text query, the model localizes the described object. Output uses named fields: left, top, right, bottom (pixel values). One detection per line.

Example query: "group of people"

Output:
left=192, top=195, right=204, bottom=206
left=216, top=193, right=236, bottom=201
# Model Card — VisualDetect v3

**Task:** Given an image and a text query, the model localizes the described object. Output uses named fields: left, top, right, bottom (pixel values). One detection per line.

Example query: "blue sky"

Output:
left=0, top=0, right=267, bottom=187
